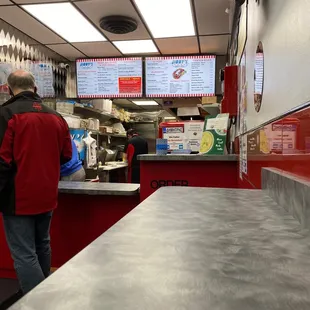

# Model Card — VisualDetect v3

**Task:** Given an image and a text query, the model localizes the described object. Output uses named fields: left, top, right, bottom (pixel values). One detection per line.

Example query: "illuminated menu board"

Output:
left=145, top=56, right=216, bottom=97
left=76, top=58, right=143, bottom=98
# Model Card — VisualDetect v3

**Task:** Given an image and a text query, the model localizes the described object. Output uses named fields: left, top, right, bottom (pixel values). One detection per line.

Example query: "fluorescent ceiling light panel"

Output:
left=132, top=100, right=159, bottom=106
left=22, top=3, right=106, bottom=43
left=134, top=0, right=195, bottom=38
left=113, top=40, right=158, bottom=54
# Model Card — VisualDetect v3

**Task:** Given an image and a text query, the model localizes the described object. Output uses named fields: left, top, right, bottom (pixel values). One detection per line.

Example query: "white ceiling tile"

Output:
left=73, top=42, right=121, bottom=57
left=200, top=35, right=230, bottom=54
left=0, top=0, right=12, bottom=4
left=75, top=0, right=150, bottom=41
left=0, top=6, right=65, bottom=44
left=195, top=0, right=230, bottom=35
left=156, top=37, right=199, bottom=55
left=14, top=0, right=66, bottom=3
left=46, top=44, right=85, bottom=61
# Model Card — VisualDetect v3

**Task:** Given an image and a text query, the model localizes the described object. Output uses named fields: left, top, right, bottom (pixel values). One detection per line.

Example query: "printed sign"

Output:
left=260, top=121, right=298, bottom=154
left=200, top=114, right=229, bottom=155
left=162, top=122, right=204, bottom=152
left=241, top=134, right=247, bottom=174
left=184, top=122, right=204, bottom=152
left=163, top=124, right=185, bottom=151
left=0, top=63, right=12, bottom=94
left=33, top=62, right=54, bottom=98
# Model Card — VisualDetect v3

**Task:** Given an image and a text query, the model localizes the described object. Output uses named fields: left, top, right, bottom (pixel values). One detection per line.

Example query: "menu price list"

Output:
left=76, top=58, right=143, bottom=98
left=146, top=56, right=216, bottom=97
left=254, top=53, right=264, bottom=95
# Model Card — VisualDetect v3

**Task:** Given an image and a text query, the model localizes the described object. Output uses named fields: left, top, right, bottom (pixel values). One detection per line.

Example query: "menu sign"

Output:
left=163, top=124, right=185, bottom=151
left=33, top=62, right=54, bottom=98
left=76, top=58, right=143, bottom=98
left=145, top=56, right=216, bottom=97
left=247, top=131, right=259, bottom=154
left=254, top=53, right=264, bottom=95
left=162, top=122, right=204, bottom=152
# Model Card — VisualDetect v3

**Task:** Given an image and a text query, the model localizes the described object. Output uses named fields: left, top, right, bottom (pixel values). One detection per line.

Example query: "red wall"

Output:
left=238, top=104, right=310, bottom=188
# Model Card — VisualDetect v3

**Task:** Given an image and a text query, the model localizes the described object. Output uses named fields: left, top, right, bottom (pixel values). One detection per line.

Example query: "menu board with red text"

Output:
left=76, top=58, right=143, bottom=98
left=145, top=56, right=216, bottom=97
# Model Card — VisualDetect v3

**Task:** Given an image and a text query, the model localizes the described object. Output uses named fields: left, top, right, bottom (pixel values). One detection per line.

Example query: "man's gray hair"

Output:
left=7, top=70, right=36, bottom=91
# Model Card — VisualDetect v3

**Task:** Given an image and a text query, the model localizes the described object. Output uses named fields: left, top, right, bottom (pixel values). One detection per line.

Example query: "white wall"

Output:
left=245, top=0, right=310, bottom=130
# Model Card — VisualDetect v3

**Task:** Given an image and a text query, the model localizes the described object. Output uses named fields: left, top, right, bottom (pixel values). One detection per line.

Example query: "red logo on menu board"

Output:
left=118, top=77, right=142, bottom=94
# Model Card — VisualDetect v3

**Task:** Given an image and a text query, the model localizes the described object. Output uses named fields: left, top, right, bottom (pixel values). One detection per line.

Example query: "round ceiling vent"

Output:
left=99, top=16, right=138, bottom=34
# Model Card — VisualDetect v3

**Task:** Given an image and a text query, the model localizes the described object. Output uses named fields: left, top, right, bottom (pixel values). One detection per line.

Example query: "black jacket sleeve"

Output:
left=0, top=107, right=13, bottom=193
left=60, top=118, right=72, bottom=165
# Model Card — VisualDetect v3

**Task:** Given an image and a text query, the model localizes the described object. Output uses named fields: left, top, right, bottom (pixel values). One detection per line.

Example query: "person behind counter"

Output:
left=125, top=129, right=148, bottom=184
left=60, top=139, right=85, bottom=181
left=0, top=70, right=72, bottom=294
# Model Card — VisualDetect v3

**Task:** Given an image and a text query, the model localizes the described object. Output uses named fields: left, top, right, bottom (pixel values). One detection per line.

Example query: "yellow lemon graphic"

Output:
left=200, top=131, right=214, bottom=153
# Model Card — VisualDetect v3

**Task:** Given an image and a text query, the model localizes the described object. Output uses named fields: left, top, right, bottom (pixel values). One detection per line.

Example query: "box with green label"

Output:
left=199, top=114, right=229, bottom=155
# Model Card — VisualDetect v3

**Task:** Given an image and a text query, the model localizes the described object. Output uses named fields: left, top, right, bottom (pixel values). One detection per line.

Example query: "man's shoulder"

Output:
left=4, top=97, right=62, bottom=118
left=130, top=136, right=147, bottom=144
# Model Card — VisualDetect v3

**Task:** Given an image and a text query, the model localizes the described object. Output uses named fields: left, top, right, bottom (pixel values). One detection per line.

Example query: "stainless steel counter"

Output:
left=58, top=181, right=139, bottom=196
left=138, top=154, right=238, bottom=161
left=10, top=187, right=310, bottom=310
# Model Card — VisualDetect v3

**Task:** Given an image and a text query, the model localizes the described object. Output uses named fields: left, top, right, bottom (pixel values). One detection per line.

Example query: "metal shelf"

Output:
left=91, top=131, right=127, bottom=138
left=68, top=128, right=126, bottom=138
left=74, top=105, right=119, bottom=121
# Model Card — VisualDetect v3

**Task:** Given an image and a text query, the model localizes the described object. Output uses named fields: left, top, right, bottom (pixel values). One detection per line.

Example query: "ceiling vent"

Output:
left=99, top=16, right=138, bottom=34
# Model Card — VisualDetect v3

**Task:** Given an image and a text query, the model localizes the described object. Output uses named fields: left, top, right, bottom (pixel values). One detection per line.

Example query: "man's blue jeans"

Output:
left=3, top=211, right=53, bottom=294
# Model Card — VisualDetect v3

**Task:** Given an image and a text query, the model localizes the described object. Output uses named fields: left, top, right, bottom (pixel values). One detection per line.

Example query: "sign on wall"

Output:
left=0, top=62, right=12, bottom=94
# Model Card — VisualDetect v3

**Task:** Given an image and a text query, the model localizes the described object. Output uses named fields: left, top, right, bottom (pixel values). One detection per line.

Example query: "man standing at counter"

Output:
left=125, top=129, right=148, bottom=183
left=0, top=70, right=72, bottom=294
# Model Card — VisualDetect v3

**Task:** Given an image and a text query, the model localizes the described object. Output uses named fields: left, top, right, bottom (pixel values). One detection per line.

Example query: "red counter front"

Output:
left=0, top=185, right=140, bottom=279
left=140, top=155, right=238, bottom=201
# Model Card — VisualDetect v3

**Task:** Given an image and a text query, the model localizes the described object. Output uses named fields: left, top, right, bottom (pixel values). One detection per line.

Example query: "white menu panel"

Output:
left=146, top=56, right=216, bottom=97
left=254, top=53, right=264, bottom=95
left=76, top=58, right=143, bottom=98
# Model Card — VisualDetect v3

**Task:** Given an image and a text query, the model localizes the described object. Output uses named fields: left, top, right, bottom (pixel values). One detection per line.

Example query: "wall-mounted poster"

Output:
left=238, top=51, right=247, bottom=136
left=33, top=62, right=54, bottom=98
left=241, top=134, right=248, bottom=174
left=0, top=62, right=12, bottom=94
left=240, top=84, right=248, bottom=135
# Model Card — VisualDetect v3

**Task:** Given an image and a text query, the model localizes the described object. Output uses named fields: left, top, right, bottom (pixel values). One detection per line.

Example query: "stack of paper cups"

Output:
left=156, top=138, right=168, bottom=155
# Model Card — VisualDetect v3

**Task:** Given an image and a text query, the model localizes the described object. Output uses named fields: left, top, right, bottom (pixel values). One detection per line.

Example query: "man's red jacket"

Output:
left=0, top=91, right=72, bottom=215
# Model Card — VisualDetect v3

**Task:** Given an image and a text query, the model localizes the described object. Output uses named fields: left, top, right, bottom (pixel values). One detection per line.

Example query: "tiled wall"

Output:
left=238, top=103, right=310, bottom=189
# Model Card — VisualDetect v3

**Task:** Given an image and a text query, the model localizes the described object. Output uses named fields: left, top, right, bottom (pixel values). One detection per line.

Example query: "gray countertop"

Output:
left=58, top=181, right=139, bottom=196
left=10, top=187, right=310, bottom=310
left=138, top=154, right=238, bottom=161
